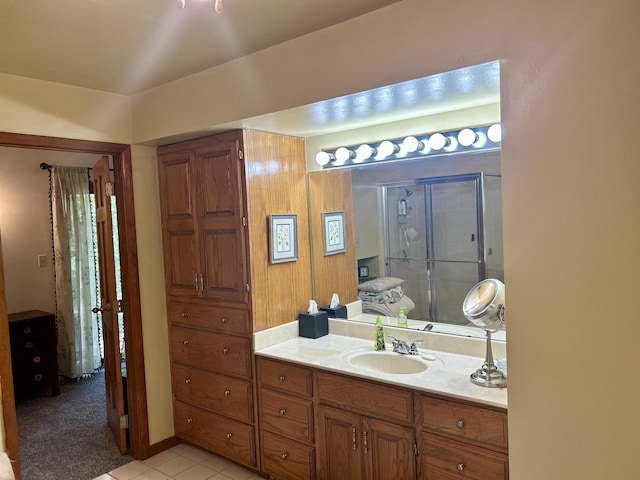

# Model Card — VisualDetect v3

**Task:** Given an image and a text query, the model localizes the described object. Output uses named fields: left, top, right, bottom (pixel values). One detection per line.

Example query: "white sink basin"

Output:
left=342, top=348, right=428, bottom=374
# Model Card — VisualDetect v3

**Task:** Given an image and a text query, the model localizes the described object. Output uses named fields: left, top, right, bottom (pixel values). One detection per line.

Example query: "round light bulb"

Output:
left=356, top=144, right=376, bottom=161
left=402, top=136, right=425, bottom=153
left=315, top=151, right=334, bottom=166
left=429, top=133, right=449, bottom=151
left=378, top=140, right=399, bottom=158
left=335, top=147, right=354, bottom=164
left=457, top=128, right=478, bottom=147
left=487, top=124, right=502, bottom=143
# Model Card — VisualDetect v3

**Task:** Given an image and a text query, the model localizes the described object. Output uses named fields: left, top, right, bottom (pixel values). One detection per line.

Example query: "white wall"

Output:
left=130, top=1, right=640, bottom=478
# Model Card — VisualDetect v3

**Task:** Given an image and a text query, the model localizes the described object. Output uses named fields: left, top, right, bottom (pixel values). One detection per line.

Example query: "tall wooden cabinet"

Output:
left=157, top=130, right=312, bottom=471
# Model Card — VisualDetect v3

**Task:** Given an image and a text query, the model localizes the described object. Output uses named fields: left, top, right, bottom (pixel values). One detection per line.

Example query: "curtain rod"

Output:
left=39, top=162, right=113, bottom=173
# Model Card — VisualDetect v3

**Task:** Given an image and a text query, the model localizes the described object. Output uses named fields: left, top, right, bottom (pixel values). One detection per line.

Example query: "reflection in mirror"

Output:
left=350, top=151, right=504, bottom=338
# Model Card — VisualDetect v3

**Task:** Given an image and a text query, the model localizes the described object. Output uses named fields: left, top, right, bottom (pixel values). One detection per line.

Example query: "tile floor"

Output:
left=92, top=443, right=263, bottom=480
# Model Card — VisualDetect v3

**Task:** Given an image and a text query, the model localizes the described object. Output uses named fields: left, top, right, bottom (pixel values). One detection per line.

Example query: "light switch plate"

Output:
left=37, top=254, right=47, bottom=268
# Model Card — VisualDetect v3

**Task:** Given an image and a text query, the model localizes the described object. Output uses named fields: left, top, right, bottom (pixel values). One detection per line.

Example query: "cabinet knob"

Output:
left=187, top=417, right=193, bottom=423
left=457, top=463, right=465, bottom=472
left=34, top=374, right=43, bottom=381
left=25, top=341, right=34, bottom=349
left=23, top=326, right=33, bottom=335
left=181, top=312, right=187, bottom=317
left=278, top=376, right=285, bottom=383
left=33, top=356, right=41, bottom=364
left=184, top=378, right=191, bottom=384
left=222, top=347, right=229, bottom=354
left=225, top=432, right=232, bottom=439
left=224, top=389, right=231, bottom=396
left=279, top=409, right=286, bottom=416
left=456, top=419, right=464, bottom=429
left=182, top=339, right=189, bottom=345
left=220, top=317, right=227, bottom=324
left=281, top=453, right=288, bottom=460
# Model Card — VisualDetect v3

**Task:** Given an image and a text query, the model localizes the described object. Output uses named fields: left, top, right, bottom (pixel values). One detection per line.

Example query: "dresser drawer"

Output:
left=317, top=371, right=413, bottom=424
left=172, top=364, right=253, bottom=423
left=262, top=431, right=316, bottom=480
left=12, top=369, right=57, bottom=395
left=168, top=301, right=250, bottom=336
left=174, top=401, right=256, bottom=468
left=10, top=336, right=55, bottom=363
left=8, top=311, right=54, bottom=340
left=170, top=325, right=251, bottom=379
left=421, top=433, right=509, bottom=480
left=260, top=389, right=314, bottom=443
left=258, top=358, right=312, bottom=397
left=420, top=396, right=508, bottom=451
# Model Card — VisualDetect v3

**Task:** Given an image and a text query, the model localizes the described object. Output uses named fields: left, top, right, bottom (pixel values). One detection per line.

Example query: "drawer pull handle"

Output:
left=278, top=376, right=285, bottom=383
left=279, top=409, right=286, bottom=416
left=182, top=339, right=189, bottom=345
left=25, top=341, right=34, bottom=349
left=222, top=347, right=229, bottom=354
left=33, top=356, right=41, bottom=363
left=224, top=389, right=231, bottom=396
left=181, top=312, right=187, bottom=317
left=352, top=428, right=357, bottom=450
left=187, top=417, right=193, bottom=423
left=184, top=378, right=191, bottom=384
left=457, top=463, right=465, bottom=472
left=24, top=327, right=33, bottom=335
left=363, top=431, right=368, bottom=454
left=34, top=374, right=43, bottom=382
left=220, top=317, right=227, bottom=324
left=456, top=420, right=464, bottom=429
left=225, top=432, right=232, bottom=439
left=281, top=453, right=288, bottom=460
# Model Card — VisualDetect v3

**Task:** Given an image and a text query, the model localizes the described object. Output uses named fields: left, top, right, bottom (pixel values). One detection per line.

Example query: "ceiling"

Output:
left=2, top=1, right=500, bottom=139
left=2, top=0, right=400, bottom=96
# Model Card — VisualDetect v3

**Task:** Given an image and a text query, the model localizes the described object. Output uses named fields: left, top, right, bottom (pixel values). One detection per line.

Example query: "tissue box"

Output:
left=298, top=311, right=329, bottom=339
left=319, top=304, right=348, bottom=319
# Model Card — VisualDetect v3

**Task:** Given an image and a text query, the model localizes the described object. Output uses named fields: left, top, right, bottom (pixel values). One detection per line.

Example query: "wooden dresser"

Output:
left=8, top=310, right=59, bottom=398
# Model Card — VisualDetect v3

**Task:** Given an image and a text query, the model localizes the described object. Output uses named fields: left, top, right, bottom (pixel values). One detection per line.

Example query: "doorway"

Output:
left=0, top=132, right=149, bottom=480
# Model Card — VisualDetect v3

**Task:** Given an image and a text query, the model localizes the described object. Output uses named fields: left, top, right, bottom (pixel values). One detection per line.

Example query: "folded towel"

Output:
left=358, top=285, right=404, bottom=304
left=0, top=452, right=14, bottom=480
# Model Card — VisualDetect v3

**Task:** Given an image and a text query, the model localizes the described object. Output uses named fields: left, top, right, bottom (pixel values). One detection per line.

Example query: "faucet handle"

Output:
left=409, top=339, right=424, bottom=355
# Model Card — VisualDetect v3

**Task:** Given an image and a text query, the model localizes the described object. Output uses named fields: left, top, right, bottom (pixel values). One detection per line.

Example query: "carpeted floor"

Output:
left=16, top=370, right=133, bottom=480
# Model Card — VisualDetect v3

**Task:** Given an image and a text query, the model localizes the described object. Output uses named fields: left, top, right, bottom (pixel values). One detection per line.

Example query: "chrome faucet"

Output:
left=388, top=336, right=422, bottom=355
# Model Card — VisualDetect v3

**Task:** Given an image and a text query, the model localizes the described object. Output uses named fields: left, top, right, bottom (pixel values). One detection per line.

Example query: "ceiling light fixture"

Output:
left=315, top=124, right=501, bottom=169
left=179, top=0, right=224, bottom=13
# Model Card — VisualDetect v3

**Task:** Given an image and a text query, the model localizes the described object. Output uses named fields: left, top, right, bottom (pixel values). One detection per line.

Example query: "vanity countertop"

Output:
left=255, top=333, right=508, bottom=410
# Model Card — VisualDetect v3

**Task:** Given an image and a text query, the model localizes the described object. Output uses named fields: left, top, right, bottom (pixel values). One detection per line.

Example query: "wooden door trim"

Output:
left=0, top=132, right=150, bottom=472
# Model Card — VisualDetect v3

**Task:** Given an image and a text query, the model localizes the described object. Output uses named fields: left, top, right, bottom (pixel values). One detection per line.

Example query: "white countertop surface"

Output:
left=255, top=333, right=508, bottom=410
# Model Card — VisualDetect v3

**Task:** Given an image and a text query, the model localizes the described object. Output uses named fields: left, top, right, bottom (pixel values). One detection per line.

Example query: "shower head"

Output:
left=404, top=188, right=413, bottom=197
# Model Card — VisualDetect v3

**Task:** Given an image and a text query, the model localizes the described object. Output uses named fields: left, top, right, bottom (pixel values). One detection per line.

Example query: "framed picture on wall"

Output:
left=270, top=214, right=298, bottom=263
left=323, top=211, right=346, bottom=255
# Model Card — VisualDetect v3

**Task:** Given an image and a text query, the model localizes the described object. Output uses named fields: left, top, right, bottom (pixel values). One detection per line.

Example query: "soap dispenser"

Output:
left=397, top=306, right=408, bottom=328
left=374, top=316, right=386, bottom=351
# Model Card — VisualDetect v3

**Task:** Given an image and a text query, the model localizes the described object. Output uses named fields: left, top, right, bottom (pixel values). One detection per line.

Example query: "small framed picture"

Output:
left=359, top=265, right=369, bottom=278
left=270, top=214, right=298, bottom=263
left=323, top=211, right=346, bottom=255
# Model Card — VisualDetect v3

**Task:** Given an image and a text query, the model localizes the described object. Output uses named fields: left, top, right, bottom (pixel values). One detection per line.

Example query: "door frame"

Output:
left=0, top=132, right=150, bottom=478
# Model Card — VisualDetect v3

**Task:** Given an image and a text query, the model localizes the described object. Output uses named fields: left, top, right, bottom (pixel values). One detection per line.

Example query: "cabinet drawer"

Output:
left=317, top=371, right=413, bottom=424
left=12, top=369, right=57, bottom=394
left=168, top=301, right=250, bottom=336
left=258, top=358, right=312, bottom=397
left=9, top=313, right=54, bottom=340
left=10, top=336, right=54, bottom=363
left=421, top=433, right=509, bottom=480
left=262, top=431, right=315, bottom=480
left=420, top=396, right=508, bottom=451
left=260, top=389, right=314, bottom=443
left=171, top=325, right=251, bottom=379
left=172, top=364, right=253, bottom=423
left=174, top=401, right=256, bottom=468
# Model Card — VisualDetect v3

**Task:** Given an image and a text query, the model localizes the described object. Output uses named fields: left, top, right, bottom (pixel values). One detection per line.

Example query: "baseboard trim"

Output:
left=147, top=436, right=180, bottom=458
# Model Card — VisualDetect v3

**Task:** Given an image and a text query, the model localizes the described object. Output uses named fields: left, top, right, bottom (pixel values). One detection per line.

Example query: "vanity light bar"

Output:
left=315, top=123, right=502, bottom=168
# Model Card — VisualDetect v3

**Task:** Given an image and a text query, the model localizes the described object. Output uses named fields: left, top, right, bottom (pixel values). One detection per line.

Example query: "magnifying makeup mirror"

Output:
left=462, top=278, right=506, bottom=387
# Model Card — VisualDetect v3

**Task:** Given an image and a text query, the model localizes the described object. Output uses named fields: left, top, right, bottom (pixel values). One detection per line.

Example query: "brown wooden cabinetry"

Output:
left=316, top=371, right=416, bottom=480
left=8, top=310, right=59, bottom=398
left=158, top=130, right=312, bottom=472
left=418, top=395, right=509, bottom=479
left=257, top=358, right=315, bottom=480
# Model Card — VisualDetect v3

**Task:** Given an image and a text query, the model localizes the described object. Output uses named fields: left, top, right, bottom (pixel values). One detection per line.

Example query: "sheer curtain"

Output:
left=51, top=166, right=101, bottom=379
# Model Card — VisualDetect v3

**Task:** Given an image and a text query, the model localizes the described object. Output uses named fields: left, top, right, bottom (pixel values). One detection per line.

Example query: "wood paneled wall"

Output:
left=243, top=130, right=313, bottom=331
left=308, top=170, right=358, bottom=307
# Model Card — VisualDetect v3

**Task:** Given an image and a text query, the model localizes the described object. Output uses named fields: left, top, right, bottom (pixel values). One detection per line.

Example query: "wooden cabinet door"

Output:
left=318, top=406, right=364, bottom=480
left=363, top=417, right=416, bottom=480
left=195, top=135, right=250, bottom=304
left=157, top=149, right=201, bottom=299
